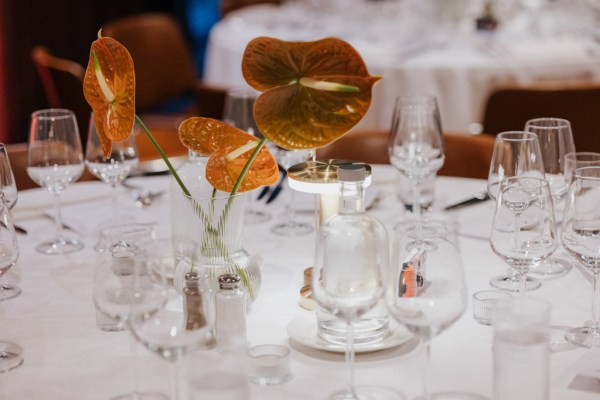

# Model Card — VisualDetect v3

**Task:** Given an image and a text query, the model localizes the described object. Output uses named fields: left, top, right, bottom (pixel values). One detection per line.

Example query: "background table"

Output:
left=1, top=165, right=599, bottom=399
left=204, top=1, right=600, bottom=133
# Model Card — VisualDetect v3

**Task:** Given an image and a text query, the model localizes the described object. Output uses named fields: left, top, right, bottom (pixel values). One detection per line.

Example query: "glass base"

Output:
left=0, top=341, right=23, bottom=373
left=245, top=209, right=271, bottom=225
left=112, top=392, right=169, bottom=400
left=414, top=391, right=488, bottom=400
left=564, top=326, right=600, bottom=348
left=0, top=284, right=21, bottom=301
left=528, top=257, right=572, bottom=280
left=271, top=221, right=313, bottom=236
left=330, top=385, right=405, bottom=400
left=36, top=236, right=84, bottom=255
left=489, top=275, right=541, bottom=292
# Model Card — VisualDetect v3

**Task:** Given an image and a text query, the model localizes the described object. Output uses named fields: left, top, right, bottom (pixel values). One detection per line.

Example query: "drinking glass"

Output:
left=270, top=147, right=313, bottom=236
left=27, top=109, right=84, bottom=255
left=129, top=273, right=214, bottom=400
left=0, top=144, right=18, bottom=209
left=312, top=206, right=393, bottom=400
left=564, top=152, right=600, bottom=185
left=487, top=131, right=545, bottom=291
left=93, top=228, right=168, bottom=400
left=490, top=177, right=557, bottom=296
left=561, top=166, right=600, bottom=347
left=524, top=118, right=575, bottom=278
left=223, top=88, right=270, bottom=224
left=0, top=191, right=23, bottom=372
left=389, top=94, right=445, bottom=222
left=85, top=114, right=139, bottom=225
left=387, top=222, right=469, bottom=400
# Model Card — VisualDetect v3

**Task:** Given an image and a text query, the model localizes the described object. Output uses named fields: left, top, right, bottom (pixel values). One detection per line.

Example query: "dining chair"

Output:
left=482, top=82, right=600, bottom=152
left=101, top=12, right=228, bottom=120
left=31, top=46, right=91, bottom=140
left=316, top=130, right=496, bottom=179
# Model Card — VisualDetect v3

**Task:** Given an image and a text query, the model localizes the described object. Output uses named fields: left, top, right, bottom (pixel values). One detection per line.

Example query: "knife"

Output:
left=266, top=170, right=287, bottom=204
left=443, top=192, right=490, bottom=211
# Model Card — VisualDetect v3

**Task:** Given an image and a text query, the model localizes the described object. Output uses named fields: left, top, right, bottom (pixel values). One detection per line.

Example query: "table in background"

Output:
left=204, top=1, right=600, bottom=133
left=0, top=165, right=598, bottom=399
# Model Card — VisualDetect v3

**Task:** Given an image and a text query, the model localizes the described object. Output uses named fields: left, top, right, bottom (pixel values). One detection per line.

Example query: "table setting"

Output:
left=1, top=23, right=600, bottom=400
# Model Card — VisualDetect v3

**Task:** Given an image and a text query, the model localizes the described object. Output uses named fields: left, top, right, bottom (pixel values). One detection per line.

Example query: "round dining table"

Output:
left=204, top=1, right=600, bottom=134
left=0, top=164, right=598, bottom=399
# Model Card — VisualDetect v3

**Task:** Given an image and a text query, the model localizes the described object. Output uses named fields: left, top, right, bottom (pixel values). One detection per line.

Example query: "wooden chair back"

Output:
left=482, top=82, right=600, bottom=152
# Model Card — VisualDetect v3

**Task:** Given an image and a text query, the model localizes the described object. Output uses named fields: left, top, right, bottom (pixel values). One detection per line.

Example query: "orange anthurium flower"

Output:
left=179, top=117, right=278, bottom=192
left=242, top=37, right=381, bottom=150
left=83, top=35, right=135, bottom=157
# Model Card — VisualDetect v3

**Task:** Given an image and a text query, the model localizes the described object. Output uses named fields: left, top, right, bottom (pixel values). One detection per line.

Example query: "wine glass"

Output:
left=311, top=199, right=392, bottom=400
left=270, top=147, right=313, bottom=236
left=85, top=114, right=139, bottom=225
left=0, top=144, right=18, bottom=209
left=564, top=152, right=600, bottom=186
left=387, top=221, right=469, bottom=400
left=129, top=268, right=214, bottom=400
left=524, top=117, right=575, bottom=278
left=27, top=109, right=84, bottom=255
left=223, top=88, right=271, bottom=224
left=561, top=166, right=600, bottom=347
left=490, top=177, right=558, bottom=296
left=388, top=94, right=445, bottom=223
left=93, top=229, right=168, bottom=399
left=487, top=131, right=545, bottom=291
left=0, top=191, right=23, bottom=372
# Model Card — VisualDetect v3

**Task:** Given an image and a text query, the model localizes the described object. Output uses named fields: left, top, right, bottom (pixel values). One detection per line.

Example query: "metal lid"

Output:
left=218, top=273, right=241, bottom=290
left=287, top=159, right=371, bottom=193
left=338, top=164, right=366, bottom=182
left=185, top=271, right=200, bottom=288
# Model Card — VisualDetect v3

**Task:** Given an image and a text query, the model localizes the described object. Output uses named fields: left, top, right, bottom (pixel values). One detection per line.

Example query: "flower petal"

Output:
left=83, top=36, right=135, bottom=156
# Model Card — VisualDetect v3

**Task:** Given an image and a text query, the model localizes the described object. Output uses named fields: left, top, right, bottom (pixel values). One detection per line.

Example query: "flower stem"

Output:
left=135, top=114, right=190, bottom=197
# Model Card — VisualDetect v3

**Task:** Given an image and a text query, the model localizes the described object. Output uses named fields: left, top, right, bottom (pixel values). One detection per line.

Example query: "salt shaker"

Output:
left=183, top=271, right=208, bottom=331
left=216, top=273, right=246, bottom=353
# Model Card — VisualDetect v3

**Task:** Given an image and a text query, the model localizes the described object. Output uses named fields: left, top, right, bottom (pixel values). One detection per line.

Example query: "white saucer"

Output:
left=287, top=313, right=413, bottom=354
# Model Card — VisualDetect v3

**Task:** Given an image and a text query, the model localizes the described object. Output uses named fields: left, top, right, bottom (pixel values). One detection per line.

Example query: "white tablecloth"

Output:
left=204, top=2, right=600, bottom=133
left=1, top=165, right=599, bottom=399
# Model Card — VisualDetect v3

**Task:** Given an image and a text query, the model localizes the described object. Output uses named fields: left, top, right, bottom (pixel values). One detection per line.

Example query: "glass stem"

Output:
left=412, top=180, right=422, bottom=224
left=345, top=321, right=357, bottom=398
left=171, top=360, right=181, bottom=400
left=592, top=272, right=600, bottom=334
left=111, top=182, right=119, bottom=223
left=53, top=192, right=62, bottom=241
left=422, top=339, right=432, bottom=400
left=285, top=185, right=297, bottom=226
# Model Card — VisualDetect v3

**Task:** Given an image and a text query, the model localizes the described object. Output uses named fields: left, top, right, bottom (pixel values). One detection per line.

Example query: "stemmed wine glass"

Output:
left=487, top=131, right=545, bottom=291
left=524, top=117, right=575, bottom=278
left=490, top=177, right=558, bottom=296
left=564, top=152, right=600, bottom=185
left=0, top=144, right=18, bottom=209
left=387, top=221, right=469, bottom=400
left=222, top=88, right=271, bottom=224
left=561, top=166, right=600, bottom=347
left=93, top=226, right=168, bottom=400
left=27, top=109, right=84, bottom=255
left=311, top=199, right=391, bottom=400
left=388, top=94, right=445, bottom=223
left=129, top=268, right=214, bottom=400
left=270, top=147, right=313, bottom=236
left=85, top=114, right=139, bottom=225
left=0, top=191, right=23, bottom=372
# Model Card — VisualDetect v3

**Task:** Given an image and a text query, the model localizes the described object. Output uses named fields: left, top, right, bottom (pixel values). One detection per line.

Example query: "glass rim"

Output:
left=500, top=176, right=550, bottom=189
left=573, top=166, right=600, bottom=181
left=525, top=117, right=571, bottom=129
left=182, top=191, right=246, bottom=201
left=565, top=151, right=600, bottom=161
left=496, top=131, right=538, bottom=141
left=31, top=108, right=76, bottom=120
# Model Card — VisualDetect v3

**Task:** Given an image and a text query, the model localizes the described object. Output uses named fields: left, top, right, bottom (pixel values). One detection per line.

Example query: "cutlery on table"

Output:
left=443, top=191, right=490, bottom=211
left=266, top=170, right=288, bottom=204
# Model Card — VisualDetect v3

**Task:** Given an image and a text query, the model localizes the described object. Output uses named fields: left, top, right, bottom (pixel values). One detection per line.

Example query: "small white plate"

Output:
left=287, top=313, right=413, bottom=354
